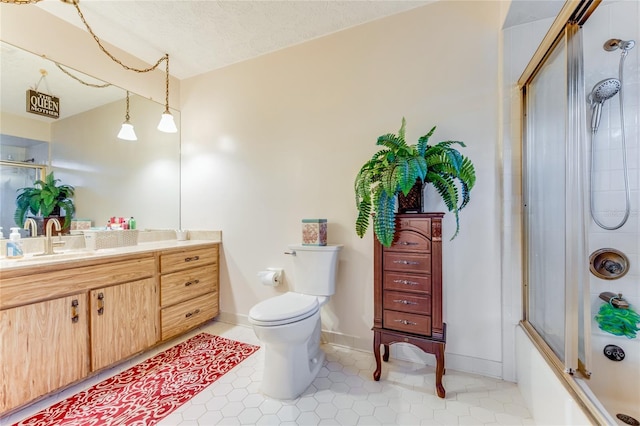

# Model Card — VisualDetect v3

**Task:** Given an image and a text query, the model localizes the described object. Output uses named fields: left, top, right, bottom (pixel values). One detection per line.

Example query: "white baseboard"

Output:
left=390, top=343, right=504, bottom=379
left=219, top=311, right=505, bottom=379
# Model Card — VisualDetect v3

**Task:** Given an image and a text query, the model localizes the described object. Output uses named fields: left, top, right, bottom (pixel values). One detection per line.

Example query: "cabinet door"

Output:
left=0, top=294, right=89, bottom=413
left=90, top=278, right=157, bottom=371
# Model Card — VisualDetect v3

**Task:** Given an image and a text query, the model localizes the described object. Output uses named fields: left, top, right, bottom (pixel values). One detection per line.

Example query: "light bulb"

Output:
left=117, top=122, right=137, bottom=141
left=157, top=111, right=177, bottom=133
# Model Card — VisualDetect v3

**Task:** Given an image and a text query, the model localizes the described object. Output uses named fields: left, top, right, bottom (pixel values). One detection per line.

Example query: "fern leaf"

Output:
left=373, top=190, right=397, bottom=247
left=417, top=126, right=436, bottom=156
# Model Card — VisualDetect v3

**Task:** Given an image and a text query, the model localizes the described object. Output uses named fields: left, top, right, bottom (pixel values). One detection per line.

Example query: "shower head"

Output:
left=603, top=39, right=636, bottom=52
left=589, top=78, right=621, bottom=133
left=591, top=78, right=621, bottom=103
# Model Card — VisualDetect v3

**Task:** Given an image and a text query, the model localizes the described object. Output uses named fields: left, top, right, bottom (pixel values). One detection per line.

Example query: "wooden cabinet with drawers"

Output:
left=0, top=241, right=221, bottom=416
left=159, top=245, right=219, bottom=341
left=372, top=213, right=446, bottom=398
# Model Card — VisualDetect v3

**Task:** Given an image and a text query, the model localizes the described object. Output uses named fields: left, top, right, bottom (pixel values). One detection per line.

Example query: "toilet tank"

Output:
left=289, top=244, right=342, bottom=296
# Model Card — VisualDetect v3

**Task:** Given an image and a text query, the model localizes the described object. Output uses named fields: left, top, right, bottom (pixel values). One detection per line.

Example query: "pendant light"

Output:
left=117, top=91, right=137, bottom=141
left=157, top=54, right=177, bottom=133
left=48, top=0, right=179, bottom=134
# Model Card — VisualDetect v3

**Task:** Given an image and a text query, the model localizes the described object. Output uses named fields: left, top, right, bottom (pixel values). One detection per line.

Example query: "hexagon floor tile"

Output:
left=3, top=321, right=535, bottom=426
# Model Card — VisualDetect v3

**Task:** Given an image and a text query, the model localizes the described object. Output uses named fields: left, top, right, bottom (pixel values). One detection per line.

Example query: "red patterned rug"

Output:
left=14, top=333, right=260, bottom=426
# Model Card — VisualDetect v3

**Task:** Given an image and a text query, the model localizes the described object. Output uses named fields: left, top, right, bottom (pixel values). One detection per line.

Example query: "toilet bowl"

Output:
left=249, top=292, right=326, bottom=399
left=249, top=244, right=342, bottom=399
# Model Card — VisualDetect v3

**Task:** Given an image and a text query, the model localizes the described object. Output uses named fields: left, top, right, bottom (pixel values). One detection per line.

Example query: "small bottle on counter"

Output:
left=129, top=217, right=136, bottom=230
left=7, top=227, right=24, bottom=259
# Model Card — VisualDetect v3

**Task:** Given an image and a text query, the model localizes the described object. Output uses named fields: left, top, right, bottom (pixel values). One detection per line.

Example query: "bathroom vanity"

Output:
left=0, top=239, right=219, bottom=415
left=372, top=213, right=446, bottom=398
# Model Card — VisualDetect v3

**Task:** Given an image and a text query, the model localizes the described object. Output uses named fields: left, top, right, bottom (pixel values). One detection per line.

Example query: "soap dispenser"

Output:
left=7, top=227, right=24, bottom=259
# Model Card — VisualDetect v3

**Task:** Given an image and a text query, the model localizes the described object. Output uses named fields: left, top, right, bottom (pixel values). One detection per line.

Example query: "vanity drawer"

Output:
left=383, top=272, right=431, bottom=294
left=160, top=245, right=218, bottom=274
left=387, top=230, right=431, bottom=253
left=383, top=252, right=431, bottom=274
left=160, top=264, right=217, bottom=307
left=161, top=292, right=218, bottom=341
left=383, top=290, right=431, bottom=315
left=383, top=310, right=431, bottom=336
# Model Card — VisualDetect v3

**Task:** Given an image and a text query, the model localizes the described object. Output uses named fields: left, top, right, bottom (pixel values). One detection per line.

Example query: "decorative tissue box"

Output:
left=302, top=219, right=327, bottom=246
left=70, top=219, right=92, bottom=234
left=83, top=229, right=139, bottom=250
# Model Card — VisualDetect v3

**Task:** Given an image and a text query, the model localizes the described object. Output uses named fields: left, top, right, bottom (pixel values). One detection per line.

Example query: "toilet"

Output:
left=248, top=244, right=342, bottom=399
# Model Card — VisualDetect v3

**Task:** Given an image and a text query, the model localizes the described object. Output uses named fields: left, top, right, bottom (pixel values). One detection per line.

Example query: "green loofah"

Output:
left=595, top=302, right=640, bottom=339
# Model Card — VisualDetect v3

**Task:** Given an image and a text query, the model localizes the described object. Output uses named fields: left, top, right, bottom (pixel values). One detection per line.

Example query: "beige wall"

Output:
left=2, top=0, right=507, bottom=377
left=181, top=1, right=503, bottom=374
left=50, top=96, right=181, bottom=230
left=0, top=112, right=51, bottom=143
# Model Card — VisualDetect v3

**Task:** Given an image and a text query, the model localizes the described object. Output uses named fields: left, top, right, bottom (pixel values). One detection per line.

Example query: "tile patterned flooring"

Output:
left=2, top=321, right=535, bottom=425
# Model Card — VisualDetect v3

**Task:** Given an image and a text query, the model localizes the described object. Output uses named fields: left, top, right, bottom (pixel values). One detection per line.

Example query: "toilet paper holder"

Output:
left=258, top=267, right=283, bottom=286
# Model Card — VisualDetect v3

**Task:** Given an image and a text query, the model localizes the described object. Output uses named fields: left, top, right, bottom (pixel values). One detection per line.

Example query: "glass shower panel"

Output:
left=0, top=162, right=45, bottom=237
left=525, top=38, right=568, bottom=360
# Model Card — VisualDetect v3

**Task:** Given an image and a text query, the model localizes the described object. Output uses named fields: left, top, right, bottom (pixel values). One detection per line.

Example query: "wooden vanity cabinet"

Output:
left=0, top=293, right=89, bottom=413
left=372, top=213, right=447, bottom=398
left=0, top=242, right=220, bottom=416
left=159, top=245, right=219, bottom=341
left=90, top=277, right=157, bottom=371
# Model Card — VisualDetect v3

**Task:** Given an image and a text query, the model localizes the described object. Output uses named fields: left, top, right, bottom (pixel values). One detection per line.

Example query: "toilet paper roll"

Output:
left=258, top=270, right=279, bottom=286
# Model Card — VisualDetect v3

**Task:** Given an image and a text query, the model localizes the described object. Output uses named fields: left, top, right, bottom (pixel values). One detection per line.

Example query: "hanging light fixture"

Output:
left=0, top=0, right=43, bottom=3
left=117, top=91, right=137, bottom=141
left=50, top=0, right=178, bottom=134
left=157, top=54, right=177, bottom=133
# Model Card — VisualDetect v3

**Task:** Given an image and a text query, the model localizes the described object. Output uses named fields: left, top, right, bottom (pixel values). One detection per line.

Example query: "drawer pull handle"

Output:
left=396, top=241, right=418, bottom=246
left=97, top=292, right=104, bottom=315
left=394, top=319, right=417, bottom=326
left=185, top=309, right=201, bottom=318
left=185, top=255, right=200, bottom=262
left=71, top=299, right=79, bottom=323
left=184, top=279, right=200, bottom=287
left=393, top=279, right=419, bottom=286
left=393, top=299, right=417, bottom=305
left=393, top=260, right=419, bottom=265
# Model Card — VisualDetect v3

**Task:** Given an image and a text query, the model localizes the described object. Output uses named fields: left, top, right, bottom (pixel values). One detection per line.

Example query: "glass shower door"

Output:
left=523, top=24, right=589, bottom=374
left=524, top=36, right=568, bottom=361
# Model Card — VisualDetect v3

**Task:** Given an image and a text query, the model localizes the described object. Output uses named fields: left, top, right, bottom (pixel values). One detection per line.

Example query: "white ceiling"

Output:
left=36, top=0, right=433, bottom=80
left=2, top=0, right=565, bottom=124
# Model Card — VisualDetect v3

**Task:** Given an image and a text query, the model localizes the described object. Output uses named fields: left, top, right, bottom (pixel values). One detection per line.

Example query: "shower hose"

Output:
left=590, top=50, right=631, bottom=230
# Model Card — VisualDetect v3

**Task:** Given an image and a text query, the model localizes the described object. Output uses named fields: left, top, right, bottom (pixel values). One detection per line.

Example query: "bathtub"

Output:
left=585, top=332, right=640, bottom=425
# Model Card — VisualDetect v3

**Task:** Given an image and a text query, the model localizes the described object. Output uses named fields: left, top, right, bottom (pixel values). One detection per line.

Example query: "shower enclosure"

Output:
left=0, top=161, right=46, bottom=238
left=520, top=1, right=639, bottom=424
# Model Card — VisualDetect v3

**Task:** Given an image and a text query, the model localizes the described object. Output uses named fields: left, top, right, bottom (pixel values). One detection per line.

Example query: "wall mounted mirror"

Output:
left=0, top=41, right=181, bottom=236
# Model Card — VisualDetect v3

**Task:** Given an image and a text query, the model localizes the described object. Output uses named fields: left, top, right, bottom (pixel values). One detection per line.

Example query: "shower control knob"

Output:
left=603, top=344, right=625, bottom=361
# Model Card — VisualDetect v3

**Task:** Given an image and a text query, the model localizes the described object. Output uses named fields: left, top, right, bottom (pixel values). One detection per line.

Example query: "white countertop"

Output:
left=0, top=238, right=221, bottom=271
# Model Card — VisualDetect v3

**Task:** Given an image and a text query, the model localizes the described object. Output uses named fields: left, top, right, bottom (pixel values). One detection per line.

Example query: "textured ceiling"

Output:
left=36, top=0, right=432, bottom=80
left=2, top=0, right=565, bottom=124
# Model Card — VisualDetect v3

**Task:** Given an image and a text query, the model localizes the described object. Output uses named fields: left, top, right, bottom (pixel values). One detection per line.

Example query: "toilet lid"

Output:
left=249, top=292, right=319, bottom=325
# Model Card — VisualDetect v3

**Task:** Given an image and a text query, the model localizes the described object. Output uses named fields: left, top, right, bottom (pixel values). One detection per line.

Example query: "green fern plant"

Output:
left=355, top=118, right=476, bottom=247
left=14, top=171, right=75, bottom=229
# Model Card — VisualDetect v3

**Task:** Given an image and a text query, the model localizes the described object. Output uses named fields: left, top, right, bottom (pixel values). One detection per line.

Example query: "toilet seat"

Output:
left=249, top=292, right=319, bottom=326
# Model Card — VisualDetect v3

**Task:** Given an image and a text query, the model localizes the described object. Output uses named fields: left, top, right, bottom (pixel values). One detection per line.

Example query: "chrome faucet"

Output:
left=41, top=218, right=65, bottom=255
left=24, top=218, right=38, bottom=237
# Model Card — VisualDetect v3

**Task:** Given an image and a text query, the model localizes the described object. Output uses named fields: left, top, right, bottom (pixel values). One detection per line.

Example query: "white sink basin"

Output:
left=0, top=250, right=100, bottom=268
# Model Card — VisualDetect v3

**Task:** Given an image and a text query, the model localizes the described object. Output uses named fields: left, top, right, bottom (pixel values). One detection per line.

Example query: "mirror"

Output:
left=0, top=41, right=181, bottom=236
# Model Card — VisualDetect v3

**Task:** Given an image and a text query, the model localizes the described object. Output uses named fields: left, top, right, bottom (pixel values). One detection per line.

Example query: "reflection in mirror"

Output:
left=0, top=160, right=46, bottom=238
left=0, top=41, right=181, bottom=236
